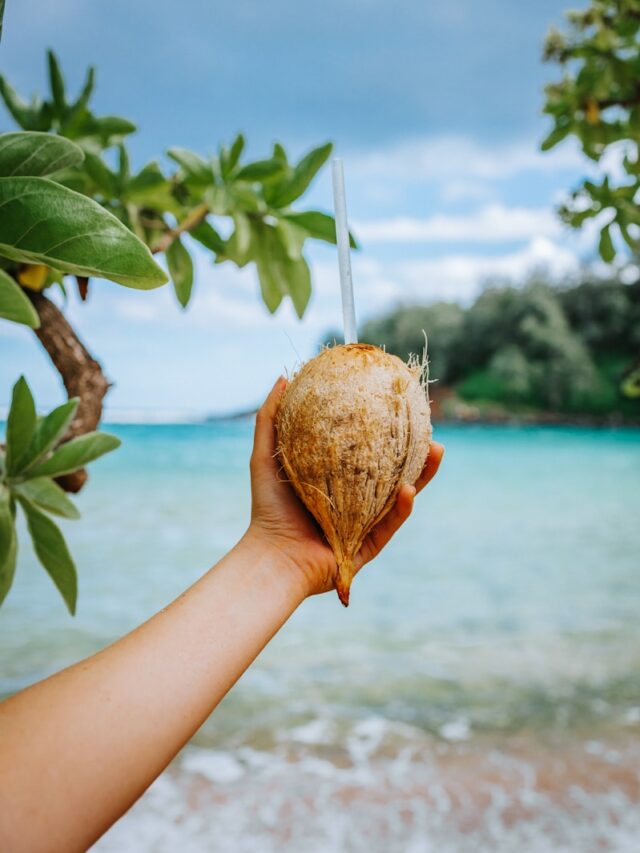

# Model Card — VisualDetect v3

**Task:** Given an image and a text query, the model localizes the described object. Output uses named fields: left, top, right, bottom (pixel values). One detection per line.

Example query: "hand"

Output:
left=245, top=376, right=444, bottom=598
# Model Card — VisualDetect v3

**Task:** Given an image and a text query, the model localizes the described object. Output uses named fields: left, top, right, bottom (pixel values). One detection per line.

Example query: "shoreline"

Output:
left=95, top=413, right=640, bottom=428
left=96, top=729, right=640, bottom=852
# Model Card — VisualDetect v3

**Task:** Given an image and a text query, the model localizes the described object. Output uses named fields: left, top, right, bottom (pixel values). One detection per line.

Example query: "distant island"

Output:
left=204, top=407, right=258, bottom=423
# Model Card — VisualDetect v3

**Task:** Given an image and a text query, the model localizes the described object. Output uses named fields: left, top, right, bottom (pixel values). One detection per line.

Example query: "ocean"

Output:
left=1, top=423, right=640, bottom=851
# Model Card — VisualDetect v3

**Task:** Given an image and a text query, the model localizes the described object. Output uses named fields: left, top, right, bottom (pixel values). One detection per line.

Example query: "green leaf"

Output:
left=235, top=158, right=284, bottom=182
left=227, top=133, right=245, bottom=173
left=598, top=223, right=615, bottom=262
left=219, top=212, right=253, bottom=266
left=541, top=122, right=572, bottom=151
left=190, top=220, right=225, bottom=254
left=256, top=257, right=283, bottom=313
left=204, top=185, right=232, bottom=216
left=125, top=161, right=180, bottom=213
left=0, top=485, right=17, bottom=607
left=30, top=431, right=121, bottom=479
left=0, top=132, right=84, bottom=177
left=118, top=143, right=130, bottom=186
left=0, top=268, right=40, bottom=327
left=251, top=223, right=310, bottom=316
left=268, top=225, right=310, bottom=316
left=67, top=66, right=95, bottom=123
left=0, top=176, right=168, bottom=289
left=275, top=218, right=306, bottom=260
left=13, top=477, right=80, bottom=519
left=64, top=111, right=135, bottom=145
left=283, top=210, right=357, bottom=248
left=6, top=376, right=37, bottom=475
left=166, top=236, right=194, bottom=307
left=83, top=150, right=118, bottom=197
left=269, top=142, right=332, bottom=207
left=22, top=398, right=78, bottom=472
left=167, top=148, right=213, bottom=184
left=0, top=76, right=41, bottom=130
left=88, top=115, right=136, bottom=140
left=0, top=0, right=5, bottom=43
left=253, top=224, right=284, bottom=313
left=18, top=497, right=77, bottom=614
left=273, top=143, right=288, bottom=165
left=47, top=50, right=66, bottom=114
left=220, top=134, right=246, bottom=179
left=285, top=255, right=312, bottom=318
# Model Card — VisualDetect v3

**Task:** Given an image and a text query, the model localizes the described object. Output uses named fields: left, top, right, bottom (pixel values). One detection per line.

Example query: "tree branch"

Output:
left=27, top=290, right=111, bottom=493
left=151, top=203, right=209, bottom=254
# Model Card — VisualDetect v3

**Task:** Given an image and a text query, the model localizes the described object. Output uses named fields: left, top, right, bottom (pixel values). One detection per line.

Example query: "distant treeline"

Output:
left=326, top=275, right=640, bottom=418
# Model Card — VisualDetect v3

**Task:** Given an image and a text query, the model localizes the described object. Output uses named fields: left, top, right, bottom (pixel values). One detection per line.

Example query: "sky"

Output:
left=0, top=0, right=600, bottom=417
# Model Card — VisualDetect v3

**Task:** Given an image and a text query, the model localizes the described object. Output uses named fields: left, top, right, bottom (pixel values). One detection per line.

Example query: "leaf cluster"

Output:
left=541, top=0, right=640, bottom=263
left=1, top=377, right=120, bottom=613
left=0, top=51, right=352, bottom=315
left=0, top=130, right=167, bottom=328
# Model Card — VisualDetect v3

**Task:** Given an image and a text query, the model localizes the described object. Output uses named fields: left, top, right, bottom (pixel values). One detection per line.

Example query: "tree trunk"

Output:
left=27, top=291, right=111, bottom=493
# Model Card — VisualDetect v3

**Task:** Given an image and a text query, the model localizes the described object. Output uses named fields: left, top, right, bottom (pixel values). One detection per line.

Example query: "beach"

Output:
left=1, top=423, right=639, bottom=851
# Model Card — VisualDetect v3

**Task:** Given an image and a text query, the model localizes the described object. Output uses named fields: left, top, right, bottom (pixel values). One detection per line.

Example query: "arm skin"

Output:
left=0, top=377, right=444, bottom=853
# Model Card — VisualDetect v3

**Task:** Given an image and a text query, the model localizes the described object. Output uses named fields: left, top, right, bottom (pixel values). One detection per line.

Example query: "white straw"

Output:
left=331, top=158, right=358, bottom=344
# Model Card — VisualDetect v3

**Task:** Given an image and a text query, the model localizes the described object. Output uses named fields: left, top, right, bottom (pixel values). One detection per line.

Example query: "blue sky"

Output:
left=1, top=0, right=600, bottom=417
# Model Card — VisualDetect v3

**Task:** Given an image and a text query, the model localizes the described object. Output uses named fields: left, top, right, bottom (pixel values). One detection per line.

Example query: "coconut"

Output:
left=275, top=343, right=431, bottom=606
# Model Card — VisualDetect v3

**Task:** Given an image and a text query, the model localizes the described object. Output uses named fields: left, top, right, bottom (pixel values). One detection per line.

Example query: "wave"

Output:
left=96, top=725, right=640, bottom=852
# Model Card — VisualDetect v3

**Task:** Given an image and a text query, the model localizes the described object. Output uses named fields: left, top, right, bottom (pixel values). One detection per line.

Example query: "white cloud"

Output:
left=354, top=203, right=560, bottom=244
left=333, top=238, right=580, bottom=312
left=390, top=237, right=580, bottom=304
left=440, top=178, right=496, bottom=203
left=351, top=135, right=583, bottom=183
left=274, top=238, right=583, bottom=328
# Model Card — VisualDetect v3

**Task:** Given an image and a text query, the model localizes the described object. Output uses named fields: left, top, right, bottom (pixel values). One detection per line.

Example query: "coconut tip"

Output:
left=335, top=580, right=351, bottom=608
left=335, top=559, right=355, bottom=607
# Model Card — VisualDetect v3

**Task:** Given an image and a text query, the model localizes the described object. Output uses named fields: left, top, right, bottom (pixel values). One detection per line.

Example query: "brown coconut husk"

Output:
left=275, top=343, right=432, bottom=606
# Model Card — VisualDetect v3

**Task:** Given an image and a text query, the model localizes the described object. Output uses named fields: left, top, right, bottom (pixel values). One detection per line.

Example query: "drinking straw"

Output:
left=332, top=158, right=358, bottom=344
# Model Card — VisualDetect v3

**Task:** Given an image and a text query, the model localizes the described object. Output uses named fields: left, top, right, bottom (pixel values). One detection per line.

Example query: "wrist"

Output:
left=236, top=526, right=312, bottom=602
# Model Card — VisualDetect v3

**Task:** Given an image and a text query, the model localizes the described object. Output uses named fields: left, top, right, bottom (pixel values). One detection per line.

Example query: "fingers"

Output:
left=251, top=376, right=287, bottom=468
left=359, top=484, right=415, bottom=566
left=414, top=441, right=445, bottom=494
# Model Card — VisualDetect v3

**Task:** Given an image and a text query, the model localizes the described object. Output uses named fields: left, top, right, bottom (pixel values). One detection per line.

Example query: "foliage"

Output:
left=0, top=131, right=166, bottom=320
left=1, top=378, right=120, bottom=613
left=557, top=275, right=640, bottom=351
left=353, top=275, right=640, bottom=417
left=0, top=125, right=159, bottom=611
left=458, top=285, right=598, bottom=409
left=0, top=51, right=349, bottom=316
left=542, top=0, right=640, bottom=263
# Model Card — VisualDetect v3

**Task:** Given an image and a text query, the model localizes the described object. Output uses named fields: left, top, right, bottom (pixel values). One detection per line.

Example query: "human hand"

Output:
left=245, top=376, right=444, bottom=599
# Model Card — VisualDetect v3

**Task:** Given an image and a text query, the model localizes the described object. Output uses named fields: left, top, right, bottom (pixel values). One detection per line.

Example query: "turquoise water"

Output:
left=2, top=424, right=640, bottom=851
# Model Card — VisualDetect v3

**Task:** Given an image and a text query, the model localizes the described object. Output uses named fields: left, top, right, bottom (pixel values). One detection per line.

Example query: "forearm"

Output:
left=0, top=533, right=307, bottom=853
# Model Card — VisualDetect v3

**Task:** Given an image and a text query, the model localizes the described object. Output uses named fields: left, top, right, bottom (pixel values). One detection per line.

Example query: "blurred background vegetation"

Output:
left=326, top=271, right=640, bottom=422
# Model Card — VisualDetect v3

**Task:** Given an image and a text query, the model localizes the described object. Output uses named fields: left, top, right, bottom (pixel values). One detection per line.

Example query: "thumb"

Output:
left=251, top=376, right=287, bottom=468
